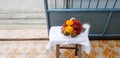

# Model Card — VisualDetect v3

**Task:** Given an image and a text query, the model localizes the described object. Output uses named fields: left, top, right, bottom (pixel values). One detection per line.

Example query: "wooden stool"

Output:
left=56, top=44, right=81, bottom=58
left=47, top=25, right=91, bottom=58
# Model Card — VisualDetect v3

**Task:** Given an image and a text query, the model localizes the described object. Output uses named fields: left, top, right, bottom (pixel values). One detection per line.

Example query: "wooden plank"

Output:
left=77, top=44, right=81, bottom=58
left=59, top=47, right=76, bottom=49
left=56, top=44, right=60, bottom=58
left=75, top=44, right=78, bottom=56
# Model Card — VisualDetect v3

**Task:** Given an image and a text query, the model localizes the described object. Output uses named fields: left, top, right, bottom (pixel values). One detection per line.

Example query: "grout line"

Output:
left=0, top=38, right=49, bottom=41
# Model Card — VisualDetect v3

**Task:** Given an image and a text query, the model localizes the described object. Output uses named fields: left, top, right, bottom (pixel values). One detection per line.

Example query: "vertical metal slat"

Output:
left=88, top=0, right=91, bottom=8
left=44, top=0, right=48, bottom=9
left=44, top=0, right=50, bottom=34
left=55, top=0, right=57, bottom=9
left=113, top=0, right=117, bottom=8
left=96, top=0, right=99, bottom=8
left=66, top=0, right=68, bottom=9
left=66, top=0, right=70, bottom=9
left=80, top=0, right=82, bottom=8
left=63, top=0, right=66, bottom=9
left=71, top=0, right=74, bottom=8
left=102, top=12, right=113, bottom=36
left=105, top=0, right=108, bottom=8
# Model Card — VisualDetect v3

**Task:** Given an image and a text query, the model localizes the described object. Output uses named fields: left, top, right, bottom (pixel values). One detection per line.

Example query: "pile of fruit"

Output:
left=61, top=18, right=83, bottom=37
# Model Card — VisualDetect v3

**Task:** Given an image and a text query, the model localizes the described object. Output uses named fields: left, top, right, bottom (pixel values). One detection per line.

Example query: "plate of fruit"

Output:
left=61, top=18, right=83, bottom=37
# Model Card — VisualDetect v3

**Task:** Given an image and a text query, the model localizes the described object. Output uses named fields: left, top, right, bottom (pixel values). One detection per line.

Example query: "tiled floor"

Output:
left=0, top=40, right=119, bottom=58
left=0, top=41, right=49, bottom=58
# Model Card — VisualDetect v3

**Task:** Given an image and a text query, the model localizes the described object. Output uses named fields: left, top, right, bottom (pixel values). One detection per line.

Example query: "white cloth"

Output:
left=46, top=24, right=91, bottom=54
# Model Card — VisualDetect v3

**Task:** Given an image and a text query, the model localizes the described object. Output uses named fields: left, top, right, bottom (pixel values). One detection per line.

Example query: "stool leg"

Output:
left=77, top=44, right=81, bottom=58
left=75, top=44, right=78, bottom=56
left=56, top=44, right=60, bottom=58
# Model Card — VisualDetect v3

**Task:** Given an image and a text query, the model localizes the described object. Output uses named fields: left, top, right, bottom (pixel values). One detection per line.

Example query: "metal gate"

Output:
left=44, top=0, right=120, bottom=38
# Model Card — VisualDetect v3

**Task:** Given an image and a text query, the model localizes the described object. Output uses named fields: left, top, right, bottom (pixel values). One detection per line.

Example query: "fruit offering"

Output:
left=61, top=18, right=83, bottom=37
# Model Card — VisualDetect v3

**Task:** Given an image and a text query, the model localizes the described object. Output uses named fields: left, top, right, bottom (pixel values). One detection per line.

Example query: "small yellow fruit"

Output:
left=65, top=26, right=73, bottom=33
left=66, top=20, right=73, bottom=26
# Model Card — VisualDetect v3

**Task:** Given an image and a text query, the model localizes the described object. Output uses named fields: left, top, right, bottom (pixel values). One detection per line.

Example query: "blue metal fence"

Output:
left=47, top=0, right=120, bottom=9
left=44, top=0, right=120, bottom=37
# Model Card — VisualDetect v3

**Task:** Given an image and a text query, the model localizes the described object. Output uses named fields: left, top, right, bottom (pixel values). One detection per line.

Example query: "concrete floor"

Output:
left=0, top=0, right=47, bottom=30
left=0, top=0, right=48, bottom=38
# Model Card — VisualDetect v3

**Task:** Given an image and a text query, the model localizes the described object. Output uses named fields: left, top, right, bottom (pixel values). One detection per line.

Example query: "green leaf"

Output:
left=70, top=32, right=73, bottom=36
left=64, top=31, right=66, bottom=35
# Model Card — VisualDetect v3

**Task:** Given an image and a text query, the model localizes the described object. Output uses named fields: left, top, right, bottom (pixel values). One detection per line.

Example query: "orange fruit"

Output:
left=66, top=20, right=73, bottom=26
left=65, top=26, right=73, bottom=33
